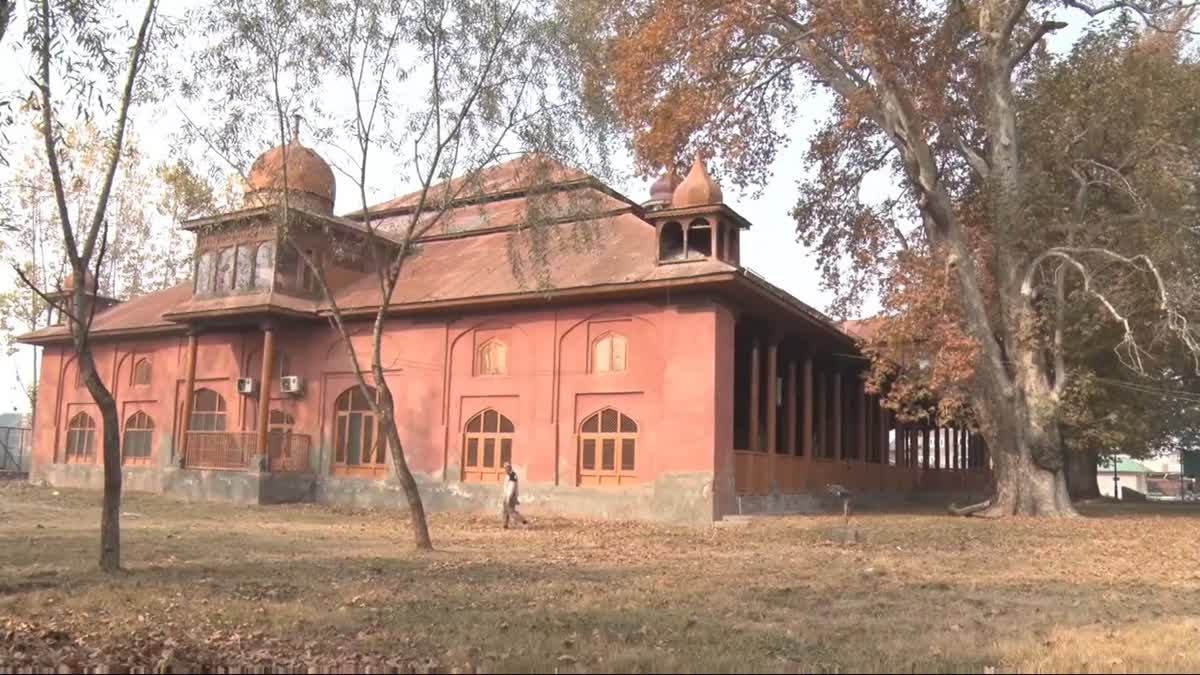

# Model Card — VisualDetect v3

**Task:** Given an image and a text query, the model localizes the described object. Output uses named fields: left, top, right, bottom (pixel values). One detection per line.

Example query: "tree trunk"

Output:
left=964, top=373, right=1080, bottom=518
left=1065, top=448, right=1100, bottom=501
left=378, top=388, right=433, bottom=550
left=77, top=346, right=122, bottom=572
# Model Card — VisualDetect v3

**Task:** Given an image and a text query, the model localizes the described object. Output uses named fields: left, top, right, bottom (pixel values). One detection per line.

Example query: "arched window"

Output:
left=216, top=247, right=236, bottom=292
left=462, top=409, right=514, bottom=482
left=477, top=339, right=508, bottom=376
left=254, top=241, right=274, bottom=290
left=333, top=386, right=388, bottom=475
left=122, top=411, right=154, bottom=465
left=195, top=251, right=215, bottom=294
left=592, top=333, right=628, bottom=373
left=658, top=221, right=684, bottom=261
left=687, top=218, right=712, bottom=258
left=236, top=244, right=255, bottom=290
left=131, top=358, right=152, bottom=386
left=64, top=412, right=96, bottom=464
left=578, top=407, right=638, bottom=486
left=189, top=388, right=227, bottom=431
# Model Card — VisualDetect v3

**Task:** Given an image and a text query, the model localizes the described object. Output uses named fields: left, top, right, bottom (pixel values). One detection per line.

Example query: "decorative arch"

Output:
left=462, top=408, right=515, bottom=482
left=476, top=338, right=508, bottom=376
left=332, top=386, right=387, bottom=475
left=591, top=332, right=628, bottom=373
left=578, top=407, right=639, bottom=486
left=686, top=218, right=713, bottom=258
left=658, top=221, right=684, bottom=261
left=64, top=411, right=96, bottom=464
left=131, top=357, right=152, bottom=386
left=122, top=411, right=154, bottom=465
left=189, top=388, right=227, bottom=431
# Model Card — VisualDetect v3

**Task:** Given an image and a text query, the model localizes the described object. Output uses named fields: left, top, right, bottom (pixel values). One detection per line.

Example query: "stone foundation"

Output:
left=31, top=465, right=717, bottom=526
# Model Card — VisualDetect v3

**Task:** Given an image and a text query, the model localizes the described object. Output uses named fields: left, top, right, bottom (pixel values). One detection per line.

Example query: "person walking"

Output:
left=501, top=462, right=528, bottom=529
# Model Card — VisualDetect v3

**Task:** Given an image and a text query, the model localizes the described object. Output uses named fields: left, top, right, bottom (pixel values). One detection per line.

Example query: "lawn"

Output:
left=2, top=483, right=1199, bottom=673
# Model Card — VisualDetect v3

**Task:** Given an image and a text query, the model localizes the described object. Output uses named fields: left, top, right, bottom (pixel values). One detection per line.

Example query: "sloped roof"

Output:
left=368, top=187, right=633, bottom=240
left=19, top=155, right=852, bottom=346
left=355, top=154, right=597, bottom=215
left=20, top=283, right=192, bottom=343
left=326, top=211, right=734, bottom=312
left=841, top=317, right=887, bottom=341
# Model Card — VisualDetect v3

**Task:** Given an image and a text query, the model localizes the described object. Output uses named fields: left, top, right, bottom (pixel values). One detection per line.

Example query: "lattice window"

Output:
left=64, top=412, right=96, bottom=464
left=189, top=388, right=227, bottom=431
left=216, top=247, right=236, bottom=292
left=462, top=409, right=514, bottom=483
left=122, top=411, right=154, bottom=465
left=578, top=408, right=638, bottom=486
left=255, top=241, right=274, bottom=289
left=195, top=251, right=215, bottom=294
left=477, top=339, right=508, bottom=376
left=592, top=333, right=628, bottom=373
left=333, top=386, right=387, bottom=475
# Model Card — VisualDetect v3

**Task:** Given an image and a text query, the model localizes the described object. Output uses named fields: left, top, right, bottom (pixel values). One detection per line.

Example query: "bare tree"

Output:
left=185, top=0, right=606, bottom=549
left=15, top=0, right=160, bottom=571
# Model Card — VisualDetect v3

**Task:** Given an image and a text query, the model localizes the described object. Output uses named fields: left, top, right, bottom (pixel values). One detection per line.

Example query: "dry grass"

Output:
left=2, top=483, right=1200, bottom=673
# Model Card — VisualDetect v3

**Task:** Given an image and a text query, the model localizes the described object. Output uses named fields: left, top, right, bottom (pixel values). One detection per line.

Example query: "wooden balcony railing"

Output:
left=267, top=432, right=311, bottom=473
left=184, top=431, right=257, bottom=470
left=183, top=430, right=313, bottom=473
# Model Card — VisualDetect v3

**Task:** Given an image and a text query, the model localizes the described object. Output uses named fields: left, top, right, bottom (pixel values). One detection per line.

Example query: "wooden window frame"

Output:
left=591, top=332, right=628, bottom=373
left=461, top=409, right=514, bottom=483
left=189, top=388, right=227, bottom=432
left=131, top=357, right=152, bottom=387
left=63, top=411, right=96, bottom=464
left=331, top=386, right=388, bottom=477
left=578, top=407, right=639, bottom=487
left=122, top=411, right=154, bottom=465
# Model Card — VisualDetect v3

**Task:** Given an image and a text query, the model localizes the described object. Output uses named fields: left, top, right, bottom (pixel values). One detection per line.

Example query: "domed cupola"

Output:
left=243, top=115, right=336, bottom=214
left=644, top=155, right=750, bottom=266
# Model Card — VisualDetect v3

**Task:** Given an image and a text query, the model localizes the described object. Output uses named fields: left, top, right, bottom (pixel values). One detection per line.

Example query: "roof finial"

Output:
left=291, top=113, right=302, bottom=143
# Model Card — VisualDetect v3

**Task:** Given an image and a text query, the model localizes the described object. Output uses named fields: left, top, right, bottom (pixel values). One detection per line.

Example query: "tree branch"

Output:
left=1008, top=21, right=1068, bottom=72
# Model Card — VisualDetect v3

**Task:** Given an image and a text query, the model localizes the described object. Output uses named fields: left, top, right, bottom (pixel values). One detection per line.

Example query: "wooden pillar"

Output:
left=785, top=357, right=798, bottom=456
left=878, top=405, right=889, bottom=465
left=765, top=339, right=779, bottom=486
left=816, top=367, right=827, bottom=458
left=831, top=371, right=842, bottom=460
left=920, top=427, right=929, bottom=469
left=955, top=425, right=964, bottom=468
left=934, top=426, right=942, bottom=470
left=179, top=333, right=199, bottom=466
left=255, top=324, right=276, bottom=469
left=749, top=339, right=761, bottom=453
left=855, top=380, right=867, bottom=463
left=801, top=352, right=813, bottom=458
left=961, top=428, right=969, bottom=470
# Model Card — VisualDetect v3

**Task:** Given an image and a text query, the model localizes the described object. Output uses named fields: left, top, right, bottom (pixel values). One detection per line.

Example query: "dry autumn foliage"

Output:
left=570, top=0, right=1200, bottom=516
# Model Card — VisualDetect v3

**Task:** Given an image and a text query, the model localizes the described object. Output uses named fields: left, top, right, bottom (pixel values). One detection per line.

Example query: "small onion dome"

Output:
left=649, top=169, right=681, bottom=204
left=672, top=156, right=723, bottom=208
left=243, top=120, right=336, bottom=213
left=62, top=270, right=97, bottom=294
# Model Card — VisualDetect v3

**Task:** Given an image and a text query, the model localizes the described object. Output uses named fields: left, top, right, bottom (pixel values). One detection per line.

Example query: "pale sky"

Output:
left=0, top=1, right=1094, bottom=416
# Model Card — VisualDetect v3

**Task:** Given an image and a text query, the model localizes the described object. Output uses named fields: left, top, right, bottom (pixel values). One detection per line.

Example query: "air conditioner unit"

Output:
left=236, top=377, right=257, bottom=395
left=279, top=375, right=304, bottom=395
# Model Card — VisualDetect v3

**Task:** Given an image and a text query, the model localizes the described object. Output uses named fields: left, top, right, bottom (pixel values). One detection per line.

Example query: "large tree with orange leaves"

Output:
left=574, top=0, right=1200, bottom=516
